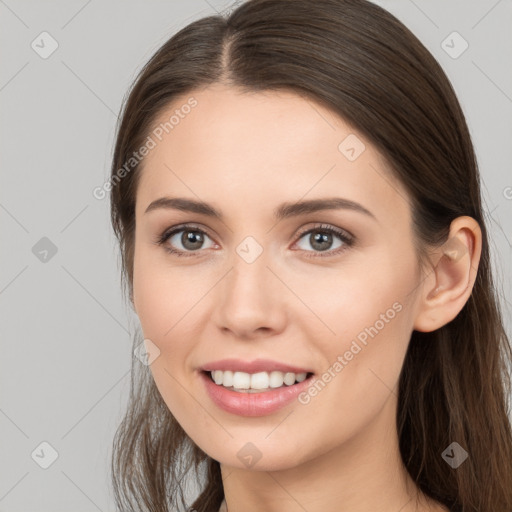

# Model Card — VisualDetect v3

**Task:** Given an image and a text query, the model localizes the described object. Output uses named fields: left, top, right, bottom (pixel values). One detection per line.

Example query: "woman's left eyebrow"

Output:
left=144, top=196, right=377, bottom=222
left=275, top=197, right=377, bottom=222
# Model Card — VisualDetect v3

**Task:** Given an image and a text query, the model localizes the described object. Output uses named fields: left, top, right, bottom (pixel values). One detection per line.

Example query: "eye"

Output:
left=155, top=224, right=216, bottom=257
left=293, top=223, right=354, bottom=258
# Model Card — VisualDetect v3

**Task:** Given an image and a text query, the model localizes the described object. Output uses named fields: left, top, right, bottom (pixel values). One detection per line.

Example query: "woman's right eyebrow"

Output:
left=144, top=196, right=220, bottom=218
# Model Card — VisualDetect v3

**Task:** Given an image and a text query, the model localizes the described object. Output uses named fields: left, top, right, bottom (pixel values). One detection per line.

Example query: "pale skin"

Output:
left=131, top=84, right=481, bottom=512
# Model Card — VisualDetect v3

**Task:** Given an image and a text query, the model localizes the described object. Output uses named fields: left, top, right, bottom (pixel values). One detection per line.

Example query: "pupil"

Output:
left=311, top=232, right=332, bottom=251
left=183, top=230, right=203, bottom=250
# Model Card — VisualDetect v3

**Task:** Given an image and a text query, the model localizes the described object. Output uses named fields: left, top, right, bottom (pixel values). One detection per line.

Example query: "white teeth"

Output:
left=283, top=372, right=296, bottom=385
left=209, top=370, right=309, bottom=390
left=269, top=371, right=284, bottom=388
left=250, top=371, right=269, bottom=389
left=295, top=372, right=307, bottom=383
left=222, top=370, right=234, bottom=387
left=232, top=371, right=251, bottom=389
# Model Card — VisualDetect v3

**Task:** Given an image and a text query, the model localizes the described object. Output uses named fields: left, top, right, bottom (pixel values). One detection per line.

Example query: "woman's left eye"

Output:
left=294, top=224, right=354, bottom=257
left=155, top=223, right=354, bottom=258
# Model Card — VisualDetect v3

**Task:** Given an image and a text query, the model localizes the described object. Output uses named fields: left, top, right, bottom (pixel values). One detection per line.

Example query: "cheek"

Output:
left=132, top=250, right=207, bottom=388
left=132, top=247, right=198, bottom=338
left=132, top=260, right=199, bottom=422
left=304, top=255, right=415, bottom=403
left=299, top=258, right=409, bottom=346
left=292, top=299, right=412, bottom=454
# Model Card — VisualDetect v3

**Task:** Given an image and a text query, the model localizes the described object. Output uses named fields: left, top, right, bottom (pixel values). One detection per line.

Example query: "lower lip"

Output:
left=199, top=371, right=315, bottom=417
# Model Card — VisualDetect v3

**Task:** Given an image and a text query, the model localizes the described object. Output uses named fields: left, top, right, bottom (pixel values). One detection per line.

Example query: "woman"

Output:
left=109, top=0, right=512, bottom=510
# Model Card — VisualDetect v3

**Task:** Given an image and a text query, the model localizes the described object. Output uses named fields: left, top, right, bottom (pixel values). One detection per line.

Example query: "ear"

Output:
left=413, top=216, right=482, bottom=333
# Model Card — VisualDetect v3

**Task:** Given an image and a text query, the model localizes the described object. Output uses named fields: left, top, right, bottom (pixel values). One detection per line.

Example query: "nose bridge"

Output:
left=225, top=244, right=273, bottom=309
left=214, top=239, right=286, bottom=335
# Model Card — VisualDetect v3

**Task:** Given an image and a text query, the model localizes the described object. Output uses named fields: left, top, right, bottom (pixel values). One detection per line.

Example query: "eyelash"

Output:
left=154, top=223, right=355, bottom=259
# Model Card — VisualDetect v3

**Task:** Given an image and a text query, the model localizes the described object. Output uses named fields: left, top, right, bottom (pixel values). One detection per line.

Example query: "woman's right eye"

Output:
left=156, top=225, right=216, bottom=257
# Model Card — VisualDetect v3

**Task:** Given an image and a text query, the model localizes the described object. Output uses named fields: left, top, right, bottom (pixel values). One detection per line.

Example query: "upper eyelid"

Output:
left=162, top=223, right=215, bottom=241
left=296, top=223, right=353, bottom=239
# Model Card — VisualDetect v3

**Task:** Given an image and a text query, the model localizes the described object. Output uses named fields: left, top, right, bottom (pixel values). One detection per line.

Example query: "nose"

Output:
left=212, top=249, right=288, bottom=340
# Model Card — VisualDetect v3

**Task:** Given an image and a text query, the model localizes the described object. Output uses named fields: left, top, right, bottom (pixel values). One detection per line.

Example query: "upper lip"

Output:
left=200, top=358, right=313, bottom=374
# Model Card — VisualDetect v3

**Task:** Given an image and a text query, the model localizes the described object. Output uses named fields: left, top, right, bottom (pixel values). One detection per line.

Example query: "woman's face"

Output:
left=132, top=83, right=426, bottom=471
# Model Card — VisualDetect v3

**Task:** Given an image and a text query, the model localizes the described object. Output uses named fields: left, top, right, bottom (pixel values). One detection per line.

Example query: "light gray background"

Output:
left=1, top=1, right=511, bottom=511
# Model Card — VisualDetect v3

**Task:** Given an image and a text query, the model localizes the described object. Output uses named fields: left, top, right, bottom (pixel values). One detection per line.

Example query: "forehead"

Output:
left=135, top=84, right=410, bottom=223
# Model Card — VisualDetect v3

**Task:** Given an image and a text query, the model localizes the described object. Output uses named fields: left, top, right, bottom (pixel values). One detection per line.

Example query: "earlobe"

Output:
left=413, top=216, right=482, bottom=333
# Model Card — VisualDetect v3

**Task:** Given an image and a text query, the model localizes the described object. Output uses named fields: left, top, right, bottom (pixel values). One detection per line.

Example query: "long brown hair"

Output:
left=109, top=1, right=512, bottom=510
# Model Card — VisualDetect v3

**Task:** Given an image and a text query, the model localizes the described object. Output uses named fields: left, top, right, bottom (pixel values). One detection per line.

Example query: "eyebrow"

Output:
left=144, top=196, right=377, bottom=221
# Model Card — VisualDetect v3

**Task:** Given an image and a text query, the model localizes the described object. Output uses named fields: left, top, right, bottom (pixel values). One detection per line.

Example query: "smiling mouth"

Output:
left=201, top=370, right=314, bottom=394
